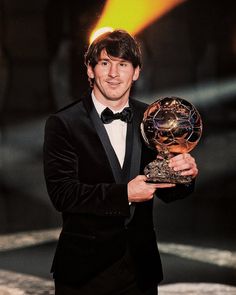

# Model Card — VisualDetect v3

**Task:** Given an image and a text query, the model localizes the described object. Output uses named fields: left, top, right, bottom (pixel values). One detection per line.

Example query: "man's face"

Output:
left=87, top=49, right=140, bottom=106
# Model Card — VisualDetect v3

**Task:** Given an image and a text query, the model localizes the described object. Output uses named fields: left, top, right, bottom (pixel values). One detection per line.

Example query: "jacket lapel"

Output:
left=83, top=95, right=123, bottom=183
left=123, top=99, right=143, bottom=225
left=129, top=100, right=142, bottom=180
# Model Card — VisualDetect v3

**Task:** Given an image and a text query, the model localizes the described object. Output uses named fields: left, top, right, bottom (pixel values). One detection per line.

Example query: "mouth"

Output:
left=106, top=80, right=121, bottom=87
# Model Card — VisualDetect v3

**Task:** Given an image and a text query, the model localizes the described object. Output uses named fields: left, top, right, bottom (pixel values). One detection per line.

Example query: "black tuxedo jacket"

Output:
left=43, top=94, right=194, bottom=290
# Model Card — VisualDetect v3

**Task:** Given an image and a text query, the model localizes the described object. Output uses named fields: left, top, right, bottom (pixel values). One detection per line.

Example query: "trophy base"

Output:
left=144, top=158, right=192, bottom=184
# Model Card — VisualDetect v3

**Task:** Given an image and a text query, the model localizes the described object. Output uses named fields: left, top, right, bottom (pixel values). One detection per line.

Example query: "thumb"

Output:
left=136, top=175, right=148, bottom=182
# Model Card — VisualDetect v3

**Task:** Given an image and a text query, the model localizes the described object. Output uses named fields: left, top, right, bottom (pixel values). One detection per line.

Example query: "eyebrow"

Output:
left=98, top=58, right=110, bottom=61
left=98, top=57, right=129, bottom=63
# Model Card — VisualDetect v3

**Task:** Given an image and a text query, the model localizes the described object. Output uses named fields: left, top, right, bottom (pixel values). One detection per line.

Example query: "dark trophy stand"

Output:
left=144, top=153, right=192, bottom=184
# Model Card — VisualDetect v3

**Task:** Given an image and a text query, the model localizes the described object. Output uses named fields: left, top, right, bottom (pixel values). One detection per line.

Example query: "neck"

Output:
left=92, top=91, right=129, bottom=111
left=105, top=99, right=128, bottom=111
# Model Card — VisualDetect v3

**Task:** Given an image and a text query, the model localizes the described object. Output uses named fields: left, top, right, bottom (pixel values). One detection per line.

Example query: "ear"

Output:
left=87, top=64, right=95, bottom=79
left=132, top=66, right=140, bottom=81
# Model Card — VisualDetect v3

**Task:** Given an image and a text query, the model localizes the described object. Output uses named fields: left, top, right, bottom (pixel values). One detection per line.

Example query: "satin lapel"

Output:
left=129, top=101, right=142, bottom=180
left=121, top=122, right=132, bottom=182
left=83, top=95, right=122, bottom=183
left=124, top=100, right=143, bottom=225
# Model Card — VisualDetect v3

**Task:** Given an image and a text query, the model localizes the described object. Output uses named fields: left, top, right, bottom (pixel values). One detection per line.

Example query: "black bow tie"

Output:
left=101, top=107, right=133, bottom=124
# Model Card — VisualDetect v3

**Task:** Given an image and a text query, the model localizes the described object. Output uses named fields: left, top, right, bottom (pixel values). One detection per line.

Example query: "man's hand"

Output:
left=168, top=153, right=198, bottom=178
left=128, top=175, right=175, bottom=203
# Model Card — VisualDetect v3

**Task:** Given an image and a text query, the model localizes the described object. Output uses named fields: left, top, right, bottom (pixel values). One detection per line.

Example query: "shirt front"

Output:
left=92, top=92, right=128, bottom=168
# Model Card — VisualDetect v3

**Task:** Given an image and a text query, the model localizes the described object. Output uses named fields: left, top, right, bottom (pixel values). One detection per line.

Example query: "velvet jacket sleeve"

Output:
left=43, top=115, right=130, bottom=217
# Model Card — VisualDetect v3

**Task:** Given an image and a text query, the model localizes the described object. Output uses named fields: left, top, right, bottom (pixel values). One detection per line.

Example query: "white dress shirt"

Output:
left=92, top=92, right=128, bottom=168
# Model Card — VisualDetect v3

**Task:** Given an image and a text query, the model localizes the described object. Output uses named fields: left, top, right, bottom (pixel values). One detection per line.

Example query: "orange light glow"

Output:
left=90, top=27, right=114, bottom=44
left=90, top=0, right=186, bottom=43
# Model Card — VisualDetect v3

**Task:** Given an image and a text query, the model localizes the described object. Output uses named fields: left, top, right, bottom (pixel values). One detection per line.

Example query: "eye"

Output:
left=119, top=62, right=128, bottom=67
left=100, top=60, right=109, bottom=66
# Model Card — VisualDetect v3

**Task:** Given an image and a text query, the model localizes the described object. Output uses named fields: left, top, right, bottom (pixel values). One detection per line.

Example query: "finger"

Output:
left=172, top=163, right=192, bottom=172
left=170, top=153, right=190, bottom=163
left=137, top=175, right=148, bottom=181
left=169, top=155, right=195, bottom=169
left=155, top=183, right=176, bottom=188
left=148, top=183, right=176, bottom=188
left=181, top=167, right=198, bottom=177
left=143, top=183, right=161, bottom=195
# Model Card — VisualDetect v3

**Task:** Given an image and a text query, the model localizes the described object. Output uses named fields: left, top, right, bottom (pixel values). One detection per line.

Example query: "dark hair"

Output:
left=84, top=29, right=142, bottom=69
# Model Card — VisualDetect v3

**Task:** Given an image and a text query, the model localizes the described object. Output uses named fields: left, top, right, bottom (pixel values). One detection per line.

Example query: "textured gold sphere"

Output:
left=141, top=97, right=202, bottom=154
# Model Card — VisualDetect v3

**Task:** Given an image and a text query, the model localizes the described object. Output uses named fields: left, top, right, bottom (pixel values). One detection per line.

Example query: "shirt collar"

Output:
left=91, top=91, right=129, bottom=117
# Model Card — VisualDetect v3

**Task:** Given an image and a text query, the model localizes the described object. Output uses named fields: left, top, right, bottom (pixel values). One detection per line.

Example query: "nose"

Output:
left=108, top=63, right=119, bottom=77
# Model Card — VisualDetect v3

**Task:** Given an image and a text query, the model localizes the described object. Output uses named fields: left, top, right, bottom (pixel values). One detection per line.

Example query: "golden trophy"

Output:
left=141, top=97, right=202, bottom=183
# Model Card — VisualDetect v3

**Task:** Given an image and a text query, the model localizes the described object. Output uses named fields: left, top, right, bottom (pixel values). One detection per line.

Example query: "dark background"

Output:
left=0, top=0, right=236, bottom=287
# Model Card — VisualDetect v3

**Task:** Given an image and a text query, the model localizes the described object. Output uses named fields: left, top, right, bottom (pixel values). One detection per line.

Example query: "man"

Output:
left=44, top=30, right=198, bottom=295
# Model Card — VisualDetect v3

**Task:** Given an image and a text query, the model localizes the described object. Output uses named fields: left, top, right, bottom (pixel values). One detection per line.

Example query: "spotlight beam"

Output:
left=90, top=0, right=185, bottom=42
